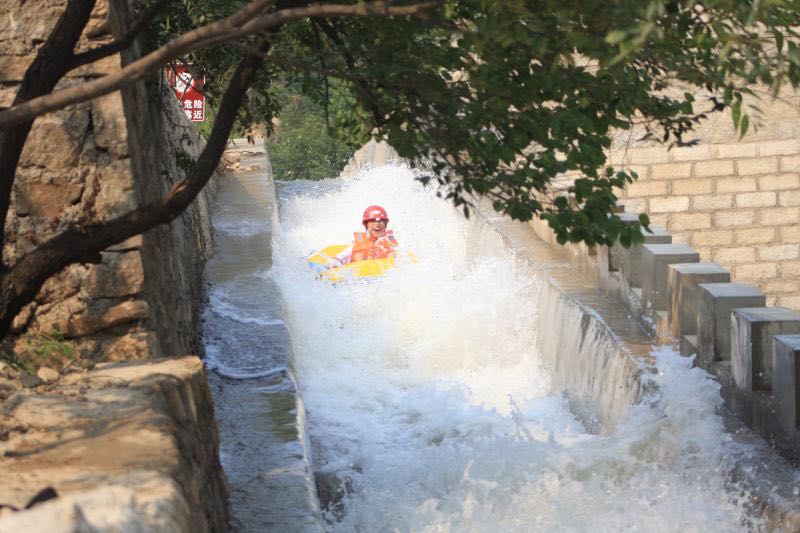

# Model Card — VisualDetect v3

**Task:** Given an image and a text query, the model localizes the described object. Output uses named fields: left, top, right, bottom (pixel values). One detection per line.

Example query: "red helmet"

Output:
left=362, top=205, right=389, bottom=226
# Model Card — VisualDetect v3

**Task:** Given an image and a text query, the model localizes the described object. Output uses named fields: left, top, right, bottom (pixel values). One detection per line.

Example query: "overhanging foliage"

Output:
left=148, top=0, right=800, bottom=246
left=1, top=0, right=800, bottom=343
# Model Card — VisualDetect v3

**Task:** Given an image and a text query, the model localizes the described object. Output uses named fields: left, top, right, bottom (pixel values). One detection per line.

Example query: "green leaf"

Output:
left=723, top=86, right=733, bottom=105
left=739, top=114, right=750, bottom=139
left=731, top=100, right=741, bottom=127
left=775, top=30, right=784, bottom=53
left=605, top=30, right=628, bottom=45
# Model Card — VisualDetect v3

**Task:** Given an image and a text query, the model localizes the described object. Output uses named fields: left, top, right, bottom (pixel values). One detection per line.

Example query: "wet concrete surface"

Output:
left=205, top=142, right=321, bottom=532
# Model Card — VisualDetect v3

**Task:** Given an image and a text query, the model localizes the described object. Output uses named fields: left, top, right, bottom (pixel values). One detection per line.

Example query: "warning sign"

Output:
left=168, top=66, right=205, bottom=122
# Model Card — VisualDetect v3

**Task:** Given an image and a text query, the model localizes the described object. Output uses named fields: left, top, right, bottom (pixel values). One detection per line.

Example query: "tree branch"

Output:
left=68, top=0, right=173, bottom=70
left=0, top=0, right=96, bottom=256
left=0, top=43, right=267, bottom=340
left=267, top=48, right=426, bottom=91
left=315, top=18, right=387, bottom=127
left=310, top=21, right=331, bottom=128
left=0, top=0, right=442, bottom=131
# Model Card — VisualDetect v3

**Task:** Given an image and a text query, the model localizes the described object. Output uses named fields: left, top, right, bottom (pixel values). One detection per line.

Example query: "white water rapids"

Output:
left=255, top=164, right=760, bottom=531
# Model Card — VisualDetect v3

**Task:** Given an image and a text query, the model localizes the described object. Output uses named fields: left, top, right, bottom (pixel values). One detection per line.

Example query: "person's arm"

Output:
left=331, top=243, right=354, bottom=267
left=376, top=234, right=398, bottom=257
left=376, top=235, right=397, bottom=248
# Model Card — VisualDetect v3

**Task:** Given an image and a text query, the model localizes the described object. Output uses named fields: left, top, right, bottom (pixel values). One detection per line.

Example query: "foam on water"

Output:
left=213, top=203, right=271, bottom=237
left=272, top=165, right=759, bottom=531
left=203, top=279, right=291, bottom=380
left=208, top=286, right=287, bottom=328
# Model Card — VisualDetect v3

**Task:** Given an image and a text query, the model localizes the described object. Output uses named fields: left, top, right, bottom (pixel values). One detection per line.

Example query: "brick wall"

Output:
left=611, top=94, right=800, bottom=309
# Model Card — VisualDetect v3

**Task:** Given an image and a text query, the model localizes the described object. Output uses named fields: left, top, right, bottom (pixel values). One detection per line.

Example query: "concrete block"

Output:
left=714, top=246, right=756, bottom=265
left=758, top=244, right=800, bottom=261
left=650, top=196, right=690, bottom=213
left=780, top=225, right=800, bottom=243
left=672, top=178, right=712, bottom=196
left=624, top=287, right=643, bottom=319
left=626, top=147, right=669, bottom=164
left=617, top=226, right=671, bottom=289
left=717, top=177, right=757, bottom=194
left=625, top=180, right=669, bottom=198
left=759, top=174, right=800, bottom=191
left=599, top=214, right=644, bottom=296
left=597, top=244, right=620, bottom=297
left=696, top=283, right=766, bottom=369
left=680, top=335, right=698, bottom=357
left=752, top=391, right=779, bottom=444
left=758, top=207, right=800, bottom=226
left=694, top=159, right=734, bottom=177
left=605, top=213, right=639, bottom=272
left=773, top=335, right=800, bottom=435
left=737, top=157, right=778, bottom=176
left=651, top=162, right=692, bottom=179
left=641, top=244, right=699, bottom=315
left=692, top=229, right=734, bottom=247
left=654, top=310, right=671, bottom=344
left=736, top=191, right=777, bottom=208
left=692, top=194, right=733, bottom=211
left=732, top=307, right=800, bottom=393
left=780, top=155, right=800, bottom=172
left=763, top=278, right=800, bottom=293
left=783, top=260, right=800, bottom=277
left=671, top=144, right=713, bottom=161
left=718, top=143, right=757, bottom=158
left=714, top=209, right=756, bottom=227
left=779, top=190, right=800, bottom=207
left=735, top=227, right=776, bottom=245
left=758, top=138, right=799, bottom=156
left=668, top=262, right=730, bottom=339
left=669, top=213, right=712, bottom=231
left=735, top=262, right=779, bottom=281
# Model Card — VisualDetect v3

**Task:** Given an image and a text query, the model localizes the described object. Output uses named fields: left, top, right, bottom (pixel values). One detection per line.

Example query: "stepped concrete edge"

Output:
left=525, top=206, right=800, bottom=529
left=210, top=142, right=323, bottom=531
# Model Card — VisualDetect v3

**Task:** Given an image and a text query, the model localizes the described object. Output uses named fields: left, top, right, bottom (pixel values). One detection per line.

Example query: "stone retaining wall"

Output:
left=0, top=357, right=227, bottom=531
left=0, top=1, right=228, bottom=530
left=0, top=0, right=216, bottom=364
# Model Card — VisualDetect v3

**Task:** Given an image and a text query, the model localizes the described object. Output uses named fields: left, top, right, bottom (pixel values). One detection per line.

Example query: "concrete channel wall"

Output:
left=537, top=211, right=800, bottom=464
left=471, top=207, right=653, bottom=432
left=473, top=206, right=800, bottom=528
left=525, top=211, right=800, bottom=528
left=208, top=143, right=322, bottom=532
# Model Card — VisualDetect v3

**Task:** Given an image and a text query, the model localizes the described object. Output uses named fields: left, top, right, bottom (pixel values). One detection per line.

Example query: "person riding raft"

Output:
left=332, top=205, right=398, bottom=266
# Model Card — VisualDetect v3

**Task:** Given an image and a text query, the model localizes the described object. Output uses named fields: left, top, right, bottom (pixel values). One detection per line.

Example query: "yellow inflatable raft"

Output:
left=308, top=244, right=412, bottom=282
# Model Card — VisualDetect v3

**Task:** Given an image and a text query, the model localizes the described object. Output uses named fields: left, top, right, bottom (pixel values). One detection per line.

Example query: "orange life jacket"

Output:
left=351, top=230, right=398, bottom=262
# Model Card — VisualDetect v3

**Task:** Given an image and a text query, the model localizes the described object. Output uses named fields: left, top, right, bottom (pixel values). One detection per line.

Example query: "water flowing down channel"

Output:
left=265, top=164, right=760, bottom=531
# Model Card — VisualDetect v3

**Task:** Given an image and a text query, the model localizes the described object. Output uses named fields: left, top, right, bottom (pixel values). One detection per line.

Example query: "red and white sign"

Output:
left=168, top=66, right=205, bottom=122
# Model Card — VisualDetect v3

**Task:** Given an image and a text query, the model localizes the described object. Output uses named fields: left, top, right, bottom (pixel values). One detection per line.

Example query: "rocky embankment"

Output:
left=0, top=357, right=227, bottom=531
left=0, top=0, right=232, bottom=529
left=0, top=146, right=271, bottom=531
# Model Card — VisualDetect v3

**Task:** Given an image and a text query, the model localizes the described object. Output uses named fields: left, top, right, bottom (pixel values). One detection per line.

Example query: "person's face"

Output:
left=365, top=219, right=387, bottom=239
